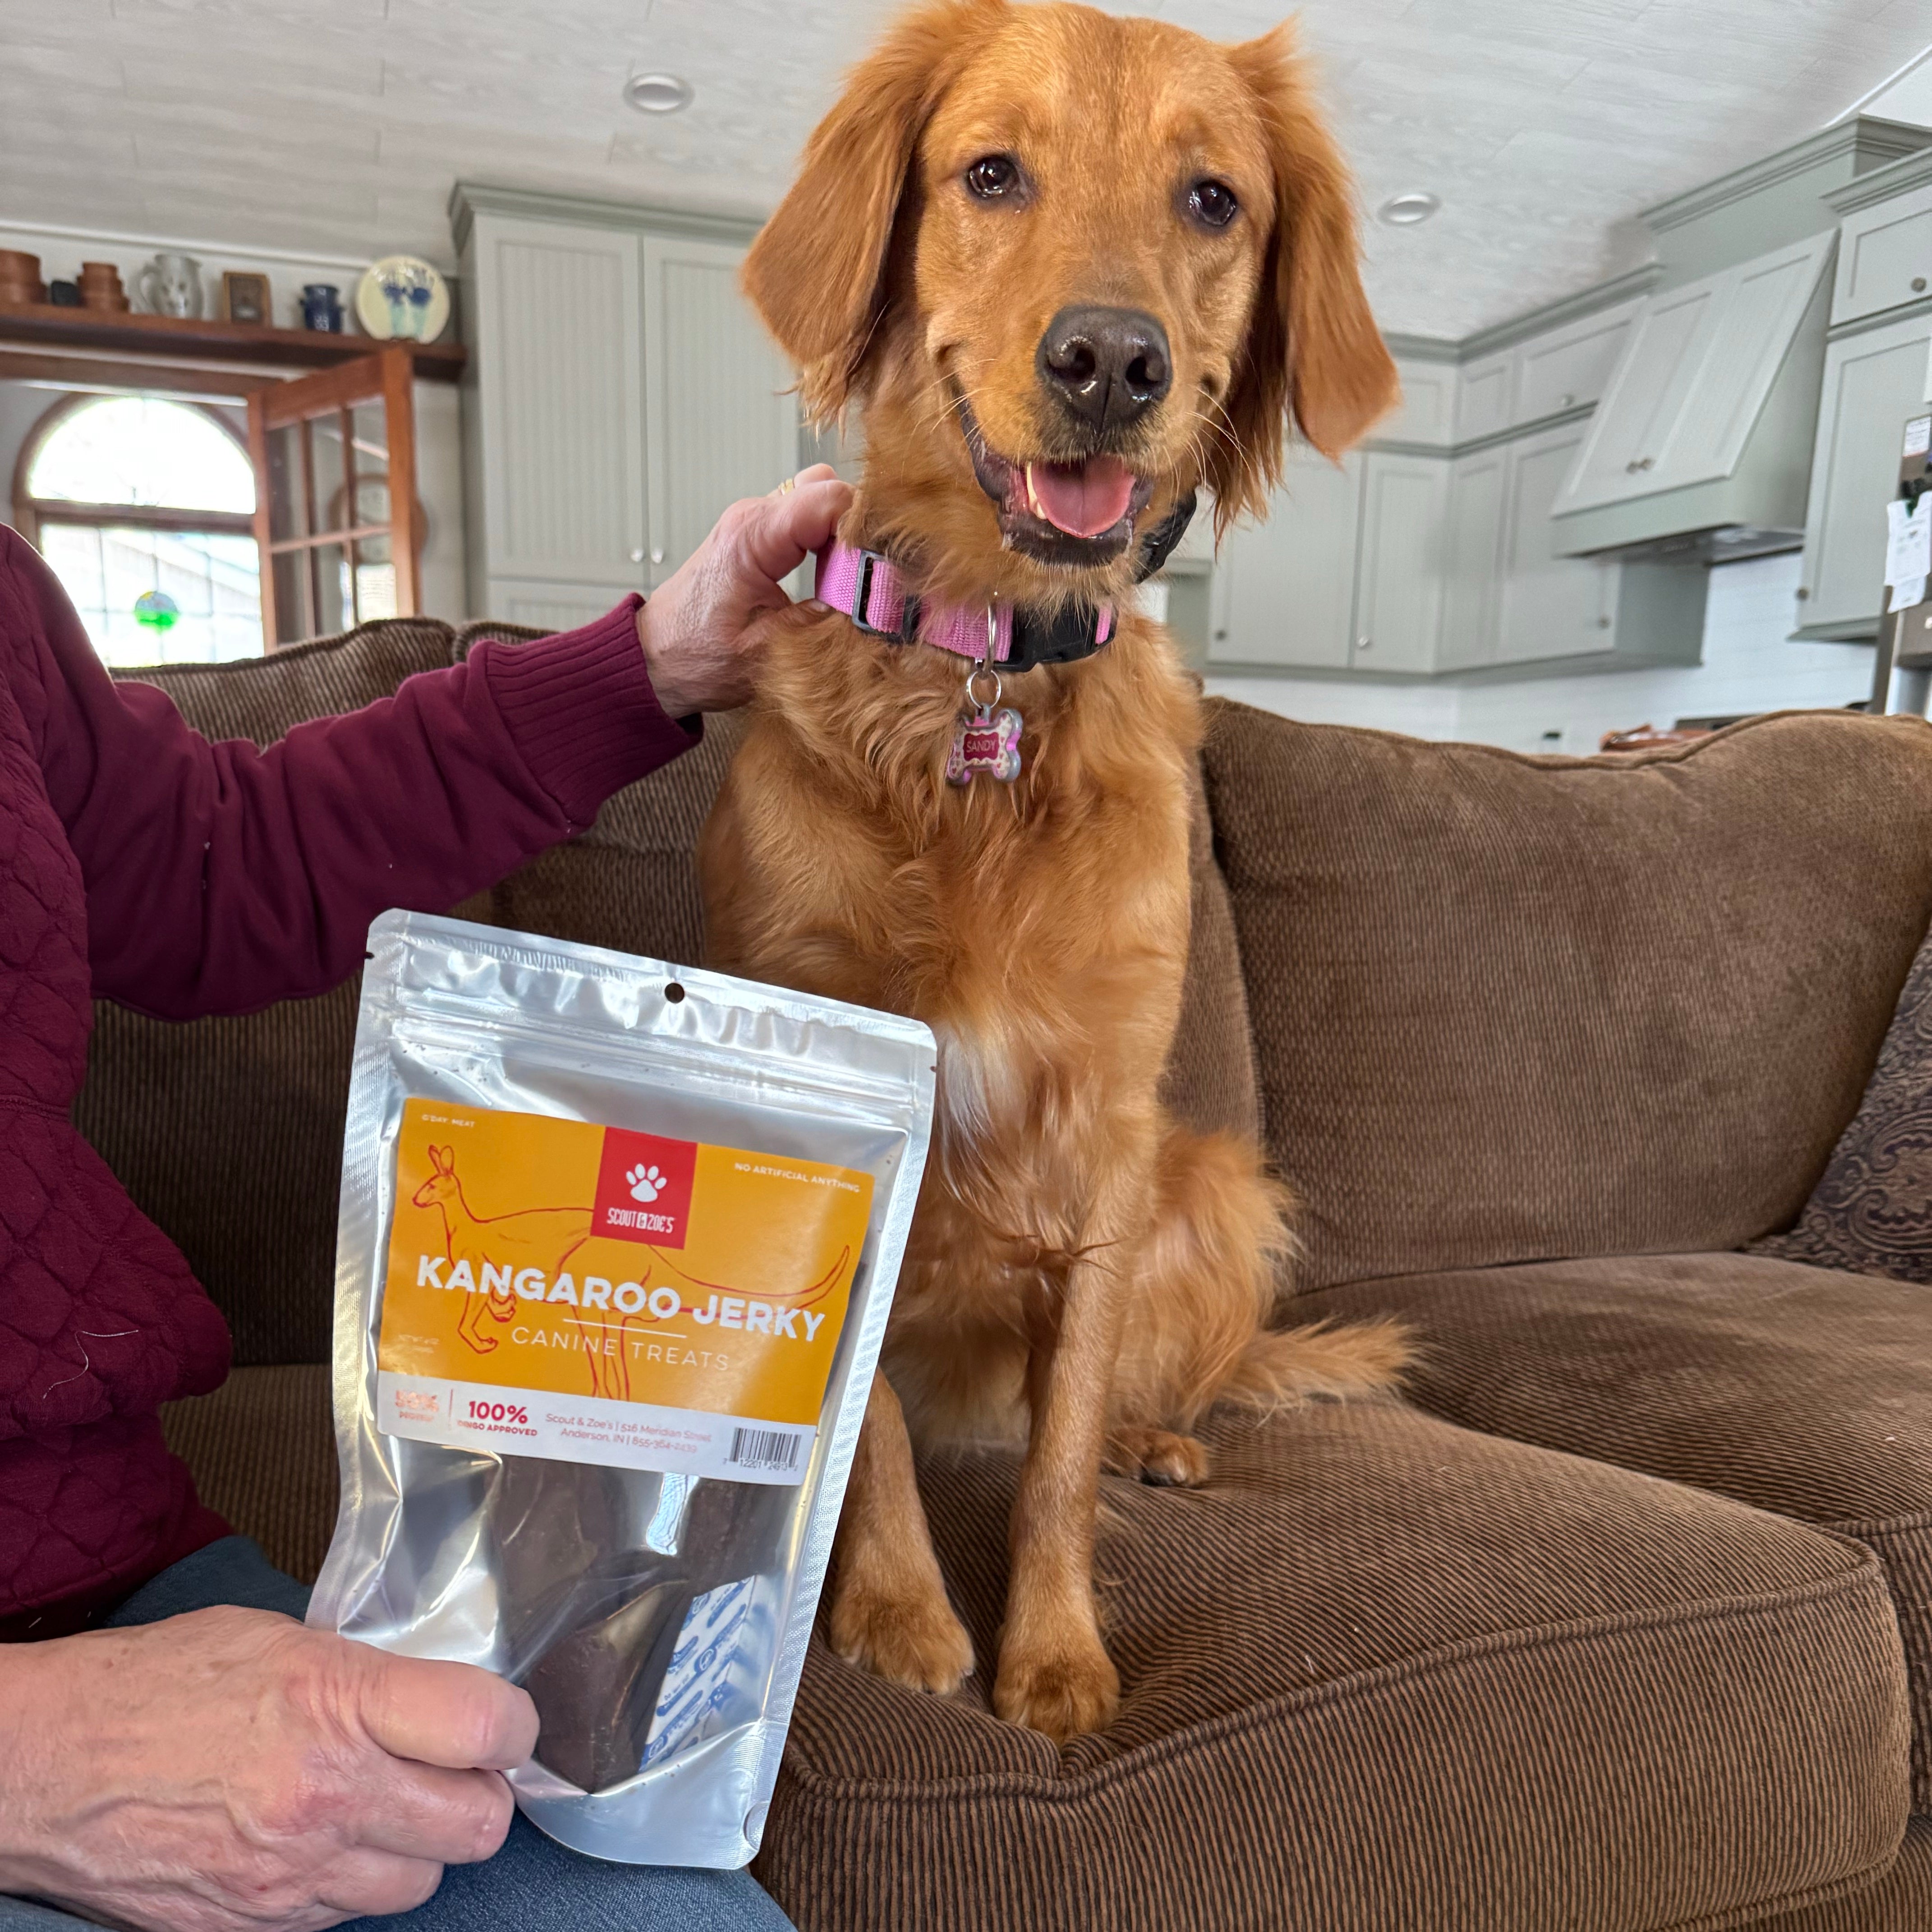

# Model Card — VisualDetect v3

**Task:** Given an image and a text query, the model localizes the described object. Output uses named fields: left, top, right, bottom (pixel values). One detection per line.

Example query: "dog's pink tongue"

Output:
left=1026, top=455, right=1135, bottom=538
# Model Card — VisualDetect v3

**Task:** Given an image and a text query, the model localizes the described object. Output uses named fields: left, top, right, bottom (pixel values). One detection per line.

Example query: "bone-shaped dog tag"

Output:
left=947, top=703, right=1022, bottom=786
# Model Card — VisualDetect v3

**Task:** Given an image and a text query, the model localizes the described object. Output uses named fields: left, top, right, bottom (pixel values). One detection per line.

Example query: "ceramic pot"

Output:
left=0, top=250, right=46, bottom=306
left=138, top=252, right=203, bottom=319
left=78, top=261, right=130, bottom=312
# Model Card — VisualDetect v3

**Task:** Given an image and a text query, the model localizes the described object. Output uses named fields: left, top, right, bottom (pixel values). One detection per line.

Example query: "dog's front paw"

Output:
left=994, top=1631, right=1120, bottom=1742
left=831, top=1575, right=975, bottom=1696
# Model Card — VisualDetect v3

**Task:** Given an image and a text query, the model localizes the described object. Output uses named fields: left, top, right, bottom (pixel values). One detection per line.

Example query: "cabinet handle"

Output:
left=630, top=547, right=645, bottom=564
left=1625, top=460, right=1639, bottom=473
left=1597, top=616, right=1612, bottom=629
left=651, top=548, right=665, bottom=565
left=1795, top=586, right=1810, bottom=601
left=1638, top=456, right=1653, bottom=471
left=1914, top=278, right=1928, bottom=293
left=1559, top=392, right=1575, bottom=409
left=1356, top=635, right=1371, bottom=650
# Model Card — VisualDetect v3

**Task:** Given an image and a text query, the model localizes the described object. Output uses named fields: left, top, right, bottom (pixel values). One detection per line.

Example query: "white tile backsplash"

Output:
left=1206, top=552, right=1877, bottom=750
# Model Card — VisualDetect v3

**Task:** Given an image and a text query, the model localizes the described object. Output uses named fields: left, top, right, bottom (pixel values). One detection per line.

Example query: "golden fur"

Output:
left=701, top=0, right=1407, bottom=1742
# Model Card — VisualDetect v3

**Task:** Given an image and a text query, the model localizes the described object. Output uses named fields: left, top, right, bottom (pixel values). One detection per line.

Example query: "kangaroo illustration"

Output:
left=412, top=1144, right=596, bottom=1359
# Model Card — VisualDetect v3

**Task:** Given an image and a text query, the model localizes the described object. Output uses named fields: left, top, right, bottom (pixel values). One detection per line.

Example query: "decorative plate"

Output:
left=356, top=255, right=451, bottom=344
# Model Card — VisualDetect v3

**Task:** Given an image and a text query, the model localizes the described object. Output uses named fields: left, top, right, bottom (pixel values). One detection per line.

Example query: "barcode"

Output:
left=729, top=1426, right=801, bottom=1471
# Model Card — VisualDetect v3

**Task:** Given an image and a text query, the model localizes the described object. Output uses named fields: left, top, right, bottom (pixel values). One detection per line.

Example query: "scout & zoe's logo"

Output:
left=593, top=1128, right=697, bottom=1247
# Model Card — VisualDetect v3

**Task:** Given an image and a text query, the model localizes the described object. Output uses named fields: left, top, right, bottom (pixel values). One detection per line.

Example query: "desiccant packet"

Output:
left=309, top=911, right=934, bottom=1867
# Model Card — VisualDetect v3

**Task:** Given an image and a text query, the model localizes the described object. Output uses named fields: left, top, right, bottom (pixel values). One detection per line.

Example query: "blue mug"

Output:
left=300, top=282, right=344, bottom=332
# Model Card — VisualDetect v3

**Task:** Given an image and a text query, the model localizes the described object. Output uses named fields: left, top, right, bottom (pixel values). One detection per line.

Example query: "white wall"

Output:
left=1206, top=552, right=1876, bottom=751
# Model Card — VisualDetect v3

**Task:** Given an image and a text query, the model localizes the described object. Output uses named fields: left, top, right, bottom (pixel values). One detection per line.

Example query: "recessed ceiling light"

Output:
left=1378, top=191, right=1441, bottom=226
left=624, top=72, right=694, bottom=114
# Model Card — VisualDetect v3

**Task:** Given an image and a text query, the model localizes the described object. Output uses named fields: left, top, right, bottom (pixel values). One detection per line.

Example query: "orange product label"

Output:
left=373, top=1099, right=874, bottom=1481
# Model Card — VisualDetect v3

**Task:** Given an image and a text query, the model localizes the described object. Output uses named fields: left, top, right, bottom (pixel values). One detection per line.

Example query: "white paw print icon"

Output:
left=626, top=1164, right=666, bottom=1204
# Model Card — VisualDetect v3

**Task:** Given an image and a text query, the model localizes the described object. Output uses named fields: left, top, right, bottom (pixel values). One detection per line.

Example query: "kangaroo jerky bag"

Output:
left=310, top=911, right=934, bottom=1868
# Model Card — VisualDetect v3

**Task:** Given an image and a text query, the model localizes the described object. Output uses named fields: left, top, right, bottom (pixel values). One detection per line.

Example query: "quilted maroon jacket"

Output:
left=0, top=530, right=697, bottom=1636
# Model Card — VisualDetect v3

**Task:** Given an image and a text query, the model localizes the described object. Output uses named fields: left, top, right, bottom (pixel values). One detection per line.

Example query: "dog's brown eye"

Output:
left=966, top=154, right=1020, bottom=200
left=1188, top=179, right=1239, bottom=229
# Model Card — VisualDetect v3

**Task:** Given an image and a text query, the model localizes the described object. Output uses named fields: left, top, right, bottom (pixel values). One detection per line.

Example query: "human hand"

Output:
left=0, top=1605, right=538, bottom=1932
left=636, top=462, right=853, bottom=717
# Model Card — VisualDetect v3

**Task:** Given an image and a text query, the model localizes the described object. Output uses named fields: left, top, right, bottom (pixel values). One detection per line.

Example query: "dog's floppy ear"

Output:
left=1210, top=25, right=1398, bottom=530
left=744, top=0, right=1001, bottom=422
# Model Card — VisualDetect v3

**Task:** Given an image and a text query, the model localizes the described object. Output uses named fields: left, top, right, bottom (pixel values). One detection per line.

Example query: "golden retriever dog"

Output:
left=700, top=0, right=1408, bottom=1742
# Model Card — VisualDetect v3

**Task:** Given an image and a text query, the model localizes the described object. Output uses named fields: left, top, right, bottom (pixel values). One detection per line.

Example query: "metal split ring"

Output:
left=965, top=659, right=1003, bottom=712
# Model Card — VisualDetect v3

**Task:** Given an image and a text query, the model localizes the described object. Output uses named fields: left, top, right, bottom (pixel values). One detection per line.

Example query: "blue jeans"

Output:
left=0, top=1538, right=795, bottom=1932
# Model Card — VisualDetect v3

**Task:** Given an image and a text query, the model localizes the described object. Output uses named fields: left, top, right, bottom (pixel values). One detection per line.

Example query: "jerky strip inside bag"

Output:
left=310, top=911, right=934, bottom=1868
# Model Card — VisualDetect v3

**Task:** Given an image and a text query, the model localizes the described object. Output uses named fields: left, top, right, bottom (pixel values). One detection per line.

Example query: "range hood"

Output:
left=1550, top=230, right=1835, bottom=557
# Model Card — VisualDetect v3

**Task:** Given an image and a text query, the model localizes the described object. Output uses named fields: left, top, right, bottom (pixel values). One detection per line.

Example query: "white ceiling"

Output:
left=3, top=0, right=1930, bottom=341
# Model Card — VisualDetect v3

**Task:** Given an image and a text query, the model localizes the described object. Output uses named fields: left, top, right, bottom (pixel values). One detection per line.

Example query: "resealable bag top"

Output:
left=309, top=911, right=935, bottom=1868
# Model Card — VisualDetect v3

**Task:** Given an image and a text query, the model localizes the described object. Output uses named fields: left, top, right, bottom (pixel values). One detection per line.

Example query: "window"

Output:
left=17, top=395, right=263, bottom=666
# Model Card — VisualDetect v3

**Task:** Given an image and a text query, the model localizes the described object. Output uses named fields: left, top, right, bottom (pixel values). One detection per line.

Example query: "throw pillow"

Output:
left=1752, top=923, right=1932, bottom=1281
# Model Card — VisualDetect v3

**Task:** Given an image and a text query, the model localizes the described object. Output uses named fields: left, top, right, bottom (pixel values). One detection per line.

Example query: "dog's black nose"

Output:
left=1037, top=306, right=1172, bottom=432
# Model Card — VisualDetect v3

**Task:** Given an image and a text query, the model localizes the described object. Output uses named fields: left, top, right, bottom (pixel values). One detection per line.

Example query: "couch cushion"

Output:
left=1311, top=1252, right=1932, bottom=1812
left=161, top=1364, right=338, bottom=1585
left=166, top=1366, right=1909, bottom=1932
left=1753, top=916, right=1932, bottom=1283
left=1199, top=701, right=1932, bottom=1293
left=756, top=1398, right=1909, bottom=1932
left=1731, top=1819, right=1932, bottom=1932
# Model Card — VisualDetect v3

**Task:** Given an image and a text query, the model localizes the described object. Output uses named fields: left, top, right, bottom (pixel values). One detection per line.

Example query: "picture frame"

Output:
left=220, top=270, right=270, bottom=326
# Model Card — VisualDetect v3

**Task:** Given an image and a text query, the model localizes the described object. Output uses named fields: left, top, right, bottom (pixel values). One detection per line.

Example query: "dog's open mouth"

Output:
left=957, top=393, right=1155, bottom=567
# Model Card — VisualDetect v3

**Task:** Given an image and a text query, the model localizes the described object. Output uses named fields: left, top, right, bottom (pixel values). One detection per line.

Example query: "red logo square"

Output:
left=593, top=1128, right=698, bottom=1248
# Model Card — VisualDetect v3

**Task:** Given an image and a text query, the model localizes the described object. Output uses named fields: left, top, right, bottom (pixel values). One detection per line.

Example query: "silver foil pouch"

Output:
left=308, top=911, right=934, bottom=1867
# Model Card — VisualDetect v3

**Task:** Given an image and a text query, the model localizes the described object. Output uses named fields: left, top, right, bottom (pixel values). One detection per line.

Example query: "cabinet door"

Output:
left=486, top=578, right=637, bottom=634
left=1498, top=423, right=1617, bottom=663
left=470, top=216, right=646, bottom=588
left=1380, top=358, right=1456, bottom=446
left=1797, top=312, right=1932, bottom=636
left=1653, top=234, right=1833, bottom=494
left=1437, top=446, right=1509, bottom=670
left=1833, top=184, right=1932, bottom=328
left=1512, top=299, right=1640, bottom=425
left=1556, top=276, right=1727, bottom=512
left=1351, top=452, right=1448, bottom=672
left=1208, top=450, right=1362, bottom=670
left=641, top=234, right=800, bottom=589
left=1456, top=352, right=1511, bottom=442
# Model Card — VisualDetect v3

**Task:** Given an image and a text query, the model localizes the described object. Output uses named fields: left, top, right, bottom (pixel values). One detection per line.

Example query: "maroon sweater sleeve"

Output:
left=2, top=528, right=699, bottom=1021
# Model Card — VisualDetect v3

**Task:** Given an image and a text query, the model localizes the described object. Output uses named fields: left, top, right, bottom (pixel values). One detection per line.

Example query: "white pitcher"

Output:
left=138, top=252, right=202, bottom=319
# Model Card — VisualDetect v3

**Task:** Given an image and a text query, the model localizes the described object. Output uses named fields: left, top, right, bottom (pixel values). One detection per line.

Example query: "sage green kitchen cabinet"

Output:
left=463, top=212, right=648, bottom=596
left=1832, top=180, right=1932, bottom=327
left=639, top=233, right=800, bottom=593
left=1511, top=300, right=1640, bottom=426
left=1438, top=447, right=1509, bottom=671
left=1497, top=423, right=1618, bottom=663
left=454, top=187, right=802, bottom=622
left=1455, top=352, right=1511, bottom=443
left=1207, top=449, right=1362, bottom=670
left=1350, top=452, right=1448, bottom=671
left=1794, top=310, right=1932, bottom=640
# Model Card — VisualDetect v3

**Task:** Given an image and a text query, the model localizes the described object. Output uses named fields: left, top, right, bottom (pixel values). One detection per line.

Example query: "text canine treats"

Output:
left=310, top=912, right=934, bottom=1868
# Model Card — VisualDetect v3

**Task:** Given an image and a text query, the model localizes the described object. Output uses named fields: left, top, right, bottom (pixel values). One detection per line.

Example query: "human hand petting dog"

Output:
left=0, top=1605, right=538, bottom=1932
left=636, top=462, right=852, bottom=718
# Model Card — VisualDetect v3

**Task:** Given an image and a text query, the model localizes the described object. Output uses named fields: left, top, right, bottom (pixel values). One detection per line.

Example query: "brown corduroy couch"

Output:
left=78, top=614, right=1932, bottom=1932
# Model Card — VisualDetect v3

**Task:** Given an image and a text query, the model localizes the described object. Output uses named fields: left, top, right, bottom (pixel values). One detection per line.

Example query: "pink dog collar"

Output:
left=814, top=542, right=1115, bottom=672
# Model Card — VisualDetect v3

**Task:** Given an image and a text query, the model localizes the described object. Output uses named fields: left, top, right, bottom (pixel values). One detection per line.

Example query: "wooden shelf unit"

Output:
left=0, top=302, right=465, bottom=380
